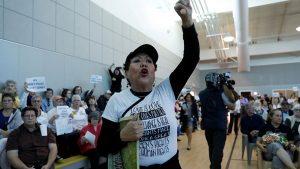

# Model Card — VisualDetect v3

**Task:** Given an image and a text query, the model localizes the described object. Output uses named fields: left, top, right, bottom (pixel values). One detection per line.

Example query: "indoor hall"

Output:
left=0, top=0, right=300, bottom=169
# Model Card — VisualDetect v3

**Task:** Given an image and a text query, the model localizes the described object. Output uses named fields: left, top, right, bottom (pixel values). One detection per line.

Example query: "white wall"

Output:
left=199, top=63, right=300, bottom=96
left=0, top=0, right=201, bottom=96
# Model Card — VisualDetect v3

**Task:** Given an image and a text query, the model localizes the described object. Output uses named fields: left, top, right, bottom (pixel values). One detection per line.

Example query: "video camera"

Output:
left=218, top=72, right=235, bottom=90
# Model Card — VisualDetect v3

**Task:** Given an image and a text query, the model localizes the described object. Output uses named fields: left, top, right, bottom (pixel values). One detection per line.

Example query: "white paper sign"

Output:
left=26, top=77, right=47, bottom=92
left=55, top=118, right=73, bottom=136
left=272, top=92, right=279, bottom=97
left=90, top=75, right=102, bottom=84
left=84, top=131, right=96, bottom=145
left=40, top=124, right=48, bottom=136
left=57, top=106, right=70, bottom=118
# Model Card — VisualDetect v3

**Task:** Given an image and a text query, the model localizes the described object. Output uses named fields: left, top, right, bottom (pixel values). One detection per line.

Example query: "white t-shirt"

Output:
left=103, top=78, right=177, bottom=166
left=68, top=107, right=87, bottom=131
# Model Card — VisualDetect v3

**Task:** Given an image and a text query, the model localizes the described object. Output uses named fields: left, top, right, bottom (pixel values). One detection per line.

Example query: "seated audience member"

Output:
left=20, top=82, right=36, bottom=109
left=31, top=95, right=48, bottom=125
left=47, top=96, right=66, bottom=133
left=85, top=95, right=100, bottom=116
left=281, top=100, right=294, bottom=123
left=240, top=102, right=265, bottom=143
left=47, top=95, right=65, bottom=162
left=288, top=93, right=297, bottom=105
left=58, top=95, right=87, bottom=158
left=271, top=97, right=281, bottom=109
left=83, top=84, right=96, bottom=104
left=61, top=88, right=72, bottom=107
left=72, top=86, right=83, bottom=100
left=260, top=99, right=269, bottom=115
left=285, top=104, right=300, bottom=146
left=78, top=111, right=106, bottom=169
left=254, top=100, right=268, bottom=121
left=257, top=109, right=296, bottom=169
left=6, top=107, right=57, bottom=169
left=0, top=93, right=23, bottom=169
left=97, top=90, right=112, bottom=112
left=42, top=88, right=54, bottom=112
left=0, top=80, right=20, bottom=109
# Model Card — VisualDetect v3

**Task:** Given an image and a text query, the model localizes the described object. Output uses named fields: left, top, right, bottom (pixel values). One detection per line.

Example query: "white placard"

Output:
left=25, top=77, right=47, bottom=92
left=57, top=106, right=70, bottom=118
left=90, top=75, right=102, bottom=84
left=272, top=92, right=279, bottom=97
left=84, top=131, right=96, bottom=145
left=40, top=124, right=48, bottom=136
left=55, top=118, right=73, bottom=136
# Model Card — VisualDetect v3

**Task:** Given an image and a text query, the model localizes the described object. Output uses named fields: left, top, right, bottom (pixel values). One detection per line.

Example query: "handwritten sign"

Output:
left=90, top=75, right=102, bottom=84
left=57, top=106, right=70, bottom=118
left=26, top=77, right=47, bottom=92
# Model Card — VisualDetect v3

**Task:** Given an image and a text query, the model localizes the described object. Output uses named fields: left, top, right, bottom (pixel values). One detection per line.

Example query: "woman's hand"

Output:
left=174, top=0, right=193, bottom=28
left=81, top=137, right=89, bottom=144
left=120, top=115, right=144, bottom=142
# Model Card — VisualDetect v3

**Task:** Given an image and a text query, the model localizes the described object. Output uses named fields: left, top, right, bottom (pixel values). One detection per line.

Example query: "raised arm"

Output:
left=170, top=0, right=200, bottom=98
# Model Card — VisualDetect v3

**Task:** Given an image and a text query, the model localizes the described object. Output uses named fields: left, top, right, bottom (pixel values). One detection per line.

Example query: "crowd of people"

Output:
left=1, top=0, right=300, bottom=168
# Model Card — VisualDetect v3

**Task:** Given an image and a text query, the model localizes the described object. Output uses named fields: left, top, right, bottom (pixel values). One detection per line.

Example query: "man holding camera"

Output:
left=199, top=72, right=236, bottom=169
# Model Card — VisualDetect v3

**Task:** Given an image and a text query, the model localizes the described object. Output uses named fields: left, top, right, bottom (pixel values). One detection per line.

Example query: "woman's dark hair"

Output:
left=44, top=88, right=53, bottom=95
left=184, top=93, right=195, bottom=101
left=86, top=95, right=96, bottom=107
left=72, top=86, right=82, bottom=95
left=21, top=107, right=38, bottom=117
left=61, top=88, right=70, bottom=97
left=2, top=93, right=16, bottom=102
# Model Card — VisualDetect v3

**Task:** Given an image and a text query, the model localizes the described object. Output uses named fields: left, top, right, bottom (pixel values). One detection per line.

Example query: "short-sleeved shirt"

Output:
left=258, top=123, right=294, bottom=141
left=103, top=78, right=177, bottom=166
left=6, top=124, right=56, bottom=167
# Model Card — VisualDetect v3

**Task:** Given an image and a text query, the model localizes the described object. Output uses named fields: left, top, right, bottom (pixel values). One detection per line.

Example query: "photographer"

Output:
left=199, top=72, right=236, bottom=169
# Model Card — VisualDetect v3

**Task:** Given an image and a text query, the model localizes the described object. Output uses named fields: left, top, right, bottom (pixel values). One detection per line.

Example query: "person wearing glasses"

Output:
left=31, top=95, right=48, bottom=125
left=6, top=107, right=57, bottom=169
left=0, top=80, right=20, bottom=109
left=0, top=93, right=23, bottom=169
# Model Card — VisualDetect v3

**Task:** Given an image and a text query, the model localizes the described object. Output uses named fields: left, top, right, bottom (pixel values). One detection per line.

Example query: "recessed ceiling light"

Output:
left=296, top=26, right=300, bottom=32
left=223, top=36, right=235, bottom=42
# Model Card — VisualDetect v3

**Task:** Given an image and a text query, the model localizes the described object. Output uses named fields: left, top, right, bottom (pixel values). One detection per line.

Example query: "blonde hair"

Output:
left=72, top=94, right=81, bottom=102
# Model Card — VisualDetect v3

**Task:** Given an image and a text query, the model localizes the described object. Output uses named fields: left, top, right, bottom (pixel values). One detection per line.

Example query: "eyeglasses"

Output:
left=23, top=114, right=36, bottom=118
left=3, top=99, right=13, bottom=102
left=32, top=100, right=41, bottom=103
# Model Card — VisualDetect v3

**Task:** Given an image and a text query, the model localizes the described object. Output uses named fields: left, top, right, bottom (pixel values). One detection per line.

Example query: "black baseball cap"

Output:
left=125, top=44, right=158, bottom=66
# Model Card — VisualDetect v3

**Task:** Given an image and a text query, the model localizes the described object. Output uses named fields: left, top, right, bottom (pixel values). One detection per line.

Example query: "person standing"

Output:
left=97, top=0, right=199, bottom=168
left=227, top=99, right=241, bottom=135
left=199, top=72, right=235, bottom=169
left=108, top=64, right=125, bottom=94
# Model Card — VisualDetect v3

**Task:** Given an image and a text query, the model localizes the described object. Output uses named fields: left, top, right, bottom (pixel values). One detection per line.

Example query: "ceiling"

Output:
left=93, top=0, right=300, bottom=70
left=193, top=0, right=300, bottom=69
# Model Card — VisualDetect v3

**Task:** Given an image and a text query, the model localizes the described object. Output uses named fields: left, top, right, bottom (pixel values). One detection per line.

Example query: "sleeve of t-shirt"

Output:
left=169, top=24, right=200, bottom=98
left=6, top=129, right=19, bottom=151
left=97, top=118, right=127, bottom=155
left=47, top=129, right=56, bottom=143
left=101, top=96, right=120, bottom=122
